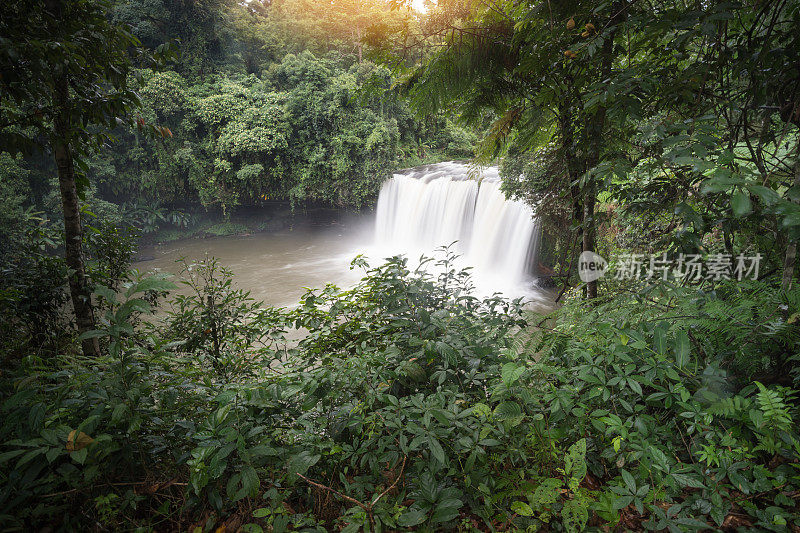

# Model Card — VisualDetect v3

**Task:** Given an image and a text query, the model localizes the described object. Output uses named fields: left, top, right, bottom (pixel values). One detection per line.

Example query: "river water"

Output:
left=136, top=216, right=369, bottom=308
left=136, top=163, right=553, bottom=310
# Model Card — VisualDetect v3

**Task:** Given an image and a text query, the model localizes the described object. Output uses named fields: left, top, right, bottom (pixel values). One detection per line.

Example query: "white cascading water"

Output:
left=374, top=162, right=542, bottom=296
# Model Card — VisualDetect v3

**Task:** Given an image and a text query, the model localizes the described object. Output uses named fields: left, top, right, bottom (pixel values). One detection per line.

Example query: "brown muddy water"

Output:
left=135, top=213, right=371, bottom=309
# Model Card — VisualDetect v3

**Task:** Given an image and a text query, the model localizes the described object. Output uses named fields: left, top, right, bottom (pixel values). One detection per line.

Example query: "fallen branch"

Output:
left=371, top=455, right=407, bottom=507
left=42, top=480, right=188, bottom=498
left=296, top=455, right=408, bottom=532
left=295, top=473, right=367, bottom=510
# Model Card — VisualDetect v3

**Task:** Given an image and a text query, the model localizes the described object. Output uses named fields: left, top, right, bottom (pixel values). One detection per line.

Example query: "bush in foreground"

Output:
left=1, top=255, right=798, bottom=531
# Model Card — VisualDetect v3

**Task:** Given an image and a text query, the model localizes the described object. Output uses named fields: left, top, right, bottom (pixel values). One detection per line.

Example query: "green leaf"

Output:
left=111, top=403, right=127, bottom=425
left=565, top=439, right=587, bottom=489
left=241, top=465, right=259, bottom=497
left=671, top=472, right=705, bottom=489
left=653, top=327, right=667, bottom=355
left=674, top=330, right=690, bottom=368
left=612, top=495, right=634, bottom=510
left=747, top=185, right=780, bottom=206
left=511, top=501, right=534, bottom=516
left=562, top=497, right=589, bottom=532
left=398, top=509, right=426, bottom=527
left=70, top=447, right=88, bottom=465
left=247, top=445, right=278, bottom=458
left=428, top=436, right=446, bottom=465
left=436, top=341, right=458, bottom=365
left=494, top=401, right=523, bottom=421
left=289, top=452, right=320, bottom=476
left=731, top=190, right=752, bottom=217
left=621, top=469, right=636, bottom=493
left=531, top=478, right=561, bottom=507
left=470, top=402, right=492, bottom=418
left=78, top=329, right=106, bottom=341
left=780, top=207, right=800, bottom=228
left=0, top=449, right=26, bottom=464
left=501, top=362, right=525, bottom=385
left=431, top=498, right=462, bottom=523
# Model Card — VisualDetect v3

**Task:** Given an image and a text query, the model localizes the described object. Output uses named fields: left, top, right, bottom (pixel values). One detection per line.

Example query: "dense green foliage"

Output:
left=2, top=255, right=799, bottom=530
left=94, top=56, right=406, bottom=213
left=3, top=0, right=477, bottom=219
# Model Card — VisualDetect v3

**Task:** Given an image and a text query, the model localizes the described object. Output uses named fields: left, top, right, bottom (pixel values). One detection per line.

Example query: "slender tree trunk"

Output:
left=583, top=99, right=607, bottom=300
left=583, top=185, right=597, bottom=299
left=52, top=69, right=100, bottom=357
left=784, top=242, right=797, bottom=291
left=782, top=150, right=800, bottom=291
left=581, top=1, right=626, bottom=299
left=558, top=101, right=585, bottom=291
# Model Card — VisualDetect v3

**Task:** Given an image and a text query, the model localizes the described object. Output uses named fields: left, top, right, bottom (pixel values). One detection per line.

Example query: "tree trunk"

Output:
left=783, top=242, right=797, bottom=292
left=583, top=185, right=597, bottom=299
left=52, top=69, right=100, bottom=357
left=581, top=1, right=626, bottom=300
left=558, top=101, right=585, bottom=291
left=782, top=149, right=800, bottom=291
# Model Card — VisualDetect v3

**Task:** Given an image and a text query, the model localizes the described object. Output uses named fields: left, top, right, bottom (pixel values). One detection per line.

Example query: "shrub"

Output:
left=2, top=256, right=798, bottom=531
left=522, top=281, right=800, bottom=530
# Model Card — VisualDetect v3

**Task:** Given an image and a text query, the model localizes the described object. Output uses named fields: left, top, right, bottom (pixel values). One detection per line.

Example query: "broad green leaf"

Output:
left=70, top=447, right=88, bottom=465
left=511, top=501, right=534, bottom=516
left=501, top=362, right=525, bottom=385
left=428, top=436, right=446, bottom=465
left=621, top=469, right=636, bottom=493
left=674, top=330, right=690, bottom=368
left=398, top=509, right=426, bottom=527
left=494, top=401, right=523, bottom=421
left=565, top=439, right=587, bottom=489
left=289, top=452, right=320, bottom=476
left=562, top=498, right=589, bottom=532
left=671, top=472, right=706, bottom=489
left=241, top=465, right=259, bottom=497
left=731, top=190, right=752, bottom=217
left=748, top=185, right=780, bottom=205
left=431, top=498, right=462, bottom=524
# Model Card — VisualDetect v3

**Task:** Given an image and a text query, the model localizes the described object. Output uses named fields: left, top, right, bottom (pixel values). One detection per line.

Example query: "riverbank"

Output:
left=136, top=202, right=365, bottom=253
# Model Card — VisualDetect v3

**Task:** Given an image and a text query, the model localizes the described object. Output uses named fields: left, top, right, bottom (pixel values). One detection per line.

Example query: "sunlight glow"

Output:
left=411, top=0, right=429, bottom=14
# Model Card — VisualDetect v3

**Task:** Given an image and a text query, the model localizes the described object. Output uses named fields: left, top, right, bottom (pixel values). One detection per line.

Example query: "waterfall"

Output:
left=374, top=162, right=541, bottom=291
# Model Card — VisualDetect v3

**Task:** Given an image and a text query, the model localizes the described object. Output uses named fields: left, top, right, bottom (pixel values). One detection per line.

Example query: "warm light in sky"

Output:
left=412, top=0, right=429, bottom=13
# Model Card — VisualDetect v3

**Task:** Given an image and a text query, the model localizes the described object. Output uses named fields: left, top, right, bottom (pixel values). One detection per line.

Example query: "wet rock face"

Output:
left=532, top=276, right=559, bottom=289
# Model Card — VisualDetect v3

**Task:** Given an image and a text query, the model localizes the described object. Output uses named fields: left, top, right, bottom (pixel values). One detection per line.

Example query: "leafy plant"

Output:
left=164, top=256, right=288, bottom=379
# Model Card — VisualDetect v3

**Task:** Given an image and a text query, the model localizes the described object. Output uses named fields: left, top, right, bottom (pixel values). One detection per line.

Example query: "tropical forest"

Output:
left=1, top=0, right=800, bottom=531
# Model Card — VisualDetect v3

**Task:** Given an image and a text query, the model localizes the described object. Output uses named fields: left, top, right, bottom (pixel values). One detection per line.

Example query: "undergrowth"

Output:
left=1, top=253, right=798, bottom=531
